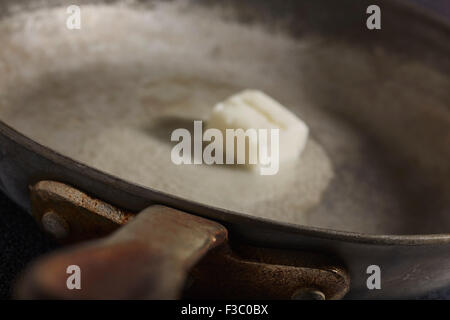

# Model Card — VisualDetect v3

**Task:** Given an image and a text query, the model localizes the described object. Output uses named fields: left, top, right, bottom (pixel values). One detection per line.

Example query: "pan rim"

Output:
left=1, top=120, right=449, bottom=246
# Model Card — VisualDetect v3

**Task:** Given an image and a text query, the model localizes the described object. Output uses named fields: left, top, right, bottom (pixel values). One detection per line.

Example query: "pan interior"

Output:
left=0, top=1, right=449, bottom=234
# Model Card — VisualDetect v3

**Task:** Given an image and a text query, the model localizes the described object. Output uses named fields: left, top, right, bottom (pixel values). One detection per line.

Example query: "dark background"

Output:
left=0, top=0, right=449, bottom=299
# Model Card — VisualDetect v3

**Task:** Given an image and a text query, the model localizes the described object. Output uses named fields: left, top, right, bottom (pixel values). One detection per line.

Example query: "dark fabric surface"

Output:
left=0, top=191, right=55, bottom=299
left=0, top=0, right=449, bottom=300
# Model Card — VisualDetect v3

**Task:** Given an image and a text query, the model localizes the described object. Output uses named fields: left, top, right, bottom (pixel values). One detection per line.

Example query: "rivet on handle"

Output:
left=41, top=211, right=70, bottom=239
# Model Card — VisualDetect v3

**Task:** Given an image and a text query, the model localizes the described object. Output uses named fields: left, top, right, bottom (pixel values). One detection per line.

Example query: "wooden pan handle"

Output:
left=15, top=181, right=350, bottom=299
left=15, top=205, right=227, bottom=299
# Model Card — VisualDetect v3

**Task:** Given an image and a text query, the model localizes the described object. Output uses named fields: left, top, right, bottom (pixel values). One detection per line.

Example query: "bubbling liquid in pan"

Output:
left=0, top=3, right=334, bottom=224
left=3, top=2, right=435, bottom=234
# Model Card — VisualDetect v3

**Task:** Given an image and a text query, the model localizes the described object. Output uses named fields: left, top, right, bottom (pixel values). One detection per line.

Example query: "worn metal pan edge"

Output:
left=1, top=119, right=449, bottom=246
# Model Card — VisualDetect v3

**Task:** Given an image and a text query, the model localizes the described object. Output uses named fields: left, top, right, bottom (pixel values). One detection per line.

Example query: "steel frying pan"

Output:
left=0, top=0, right=449, bottom=299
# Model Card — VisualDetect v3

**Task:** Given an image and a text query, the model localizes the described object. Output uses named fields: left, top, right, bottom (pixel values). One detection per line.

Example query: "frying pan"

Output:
left=0, top=0, right=449, bottom=299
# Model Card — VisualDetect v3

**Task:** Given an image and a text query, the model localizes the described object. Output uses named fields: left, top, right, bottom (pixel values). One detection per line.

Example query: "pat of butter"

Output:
left=207, top=90, right=309, bottom=170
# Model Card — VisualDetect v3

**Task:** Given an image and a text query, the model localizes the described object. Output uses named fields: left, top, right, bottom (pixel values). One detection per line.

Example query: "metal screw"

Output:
left=41, top=211, right=70, bottom=239
left=291, top=288, right=326, bottom=300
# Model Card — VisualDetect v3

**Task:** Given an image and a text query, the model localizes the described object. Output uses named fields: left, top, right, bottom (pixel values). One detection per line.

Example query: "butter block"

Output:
left=206, top=90, right=309, bottom=171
